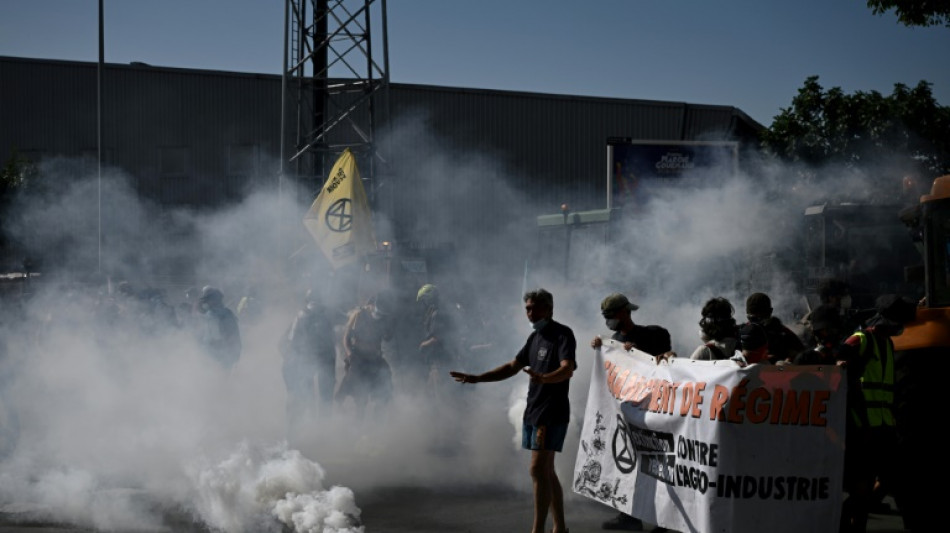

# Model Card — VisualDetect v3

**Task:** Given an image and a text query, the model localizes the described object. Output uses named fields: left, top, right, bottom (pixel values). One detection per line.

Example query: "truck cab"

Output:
left=887, top=174, right=950, bottom=530
left=800, top=202, right=921, bottom=312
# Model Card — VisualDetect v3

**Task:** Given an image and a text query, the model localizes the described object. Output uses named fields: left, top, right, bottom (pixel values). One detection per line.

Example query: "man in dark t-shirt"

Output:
left=592, top=292, right=673, bottom=532
left=745, top=292, right=805, bottom=364
left=591, top=293, right=672, bottom=357
left=450, top=288, right=576, bottom=533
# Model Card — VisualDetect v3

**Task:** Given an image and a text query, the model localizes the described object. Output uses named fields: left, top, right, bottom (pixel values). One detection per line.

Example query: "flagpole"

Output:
left=278, top=0, right=290, bottom=262
left=97, top=0, right=104, bottom=274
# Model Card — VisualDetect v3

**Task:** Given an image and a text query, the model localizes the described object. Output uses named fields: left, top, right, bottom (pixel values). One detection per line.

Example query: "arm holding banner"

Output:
left=592, top=334, right=633, bottom=352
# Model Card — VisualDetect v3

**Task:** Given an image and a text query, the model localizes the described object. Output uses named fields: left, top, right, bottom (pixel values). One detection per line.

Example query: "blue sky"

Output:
left=2, top=0, right=948, bottom=126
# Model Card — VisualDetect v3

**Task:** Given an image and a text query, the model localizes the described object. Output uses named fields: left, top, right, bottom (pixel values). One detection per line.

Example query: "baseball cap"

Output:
left=416, top=284, right=437, bottom=302
left=601, top=293, right=639, bottom=317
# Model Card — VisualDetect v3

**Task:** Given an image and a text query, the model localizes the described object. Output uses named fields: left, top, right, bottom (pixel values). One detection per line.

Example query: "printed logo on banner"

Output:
left=610, top=414, right=636, bottom=474
left=612, top=415, right=676, bottom=484
left=574, top=411, right=629, bottom=508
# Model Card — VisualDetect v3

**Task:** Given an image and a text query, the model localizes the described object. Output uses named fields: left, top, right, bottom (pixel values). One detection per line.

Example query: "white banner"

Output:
left=573, top=341, right=846, bottom=533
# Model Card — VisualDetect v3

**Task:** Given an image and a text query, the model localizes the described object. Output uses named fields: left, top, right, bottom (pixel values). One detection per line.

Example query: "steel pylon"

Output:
left=280, top=0, right=389, bottom=194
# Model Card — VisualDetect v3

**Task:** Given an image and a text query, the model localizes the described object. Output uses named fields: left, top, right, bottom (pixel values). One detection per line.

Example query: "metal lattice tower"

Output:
left=280, top=0, right=390, bottom=194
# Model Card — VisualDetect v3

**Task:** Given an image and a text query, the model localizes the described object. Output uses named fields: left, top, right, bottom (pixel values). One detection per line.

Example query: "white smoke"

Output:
left=0, top=119, right=918, bottom=531
left=188, top=442, right=362, bottom=533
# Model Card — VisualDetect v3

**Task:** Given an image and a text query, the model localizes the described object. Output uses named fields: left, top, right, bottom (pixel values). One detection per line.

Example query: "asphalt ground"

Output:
left=0, top=486, right=908, bottom=533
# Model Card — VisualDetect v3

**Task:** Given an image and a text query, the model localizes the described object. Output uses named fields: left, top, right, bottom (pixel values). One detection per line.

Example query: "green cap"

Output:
left=416, top=284, right=437, bottom=302
left=601, top=293, right=638, bottom=317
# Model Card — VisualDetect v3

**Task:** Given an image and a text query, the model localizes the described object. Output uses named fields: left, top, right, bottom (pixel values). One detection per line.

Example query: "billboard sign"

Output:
left=607, top=139, right=738, bottom=209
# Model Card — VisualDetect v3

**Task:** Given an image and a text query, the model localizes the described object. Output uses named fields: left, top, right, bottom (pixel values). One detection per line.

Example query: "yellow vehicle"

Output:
left=889, top=174, right=950, bottom=530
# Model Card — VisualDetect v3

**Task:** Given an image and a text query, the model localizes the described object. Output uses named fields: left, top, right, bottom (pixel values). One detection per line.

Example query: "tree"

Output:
left=867, top=1, right=950, bottom=28
left=761, top=76, right=950, bottom=180
left=1, top=150, right=28, bottom=196
left=0, top=149, right=38, bottom=260
left=1, top=149, right=38, bottom=206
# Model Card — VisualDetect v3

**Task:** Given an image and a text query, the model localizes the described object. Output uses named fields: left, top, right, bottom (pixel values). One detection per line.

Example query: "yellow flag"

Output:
left=302, top=148, right=376, bottom=269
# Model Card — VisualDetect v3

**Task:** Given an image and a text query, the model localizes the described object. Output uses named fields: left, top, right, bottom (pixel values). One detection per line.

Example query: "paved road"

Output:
left=357, top=486, right=907, bottom=533
left=0, top=486, right=908, bottom=532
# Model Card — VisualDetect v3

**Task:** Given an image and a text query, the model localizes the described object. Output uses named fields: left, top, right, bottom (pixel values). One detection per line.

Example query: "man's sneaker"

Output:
left=602, top=512, right=643, bottom=530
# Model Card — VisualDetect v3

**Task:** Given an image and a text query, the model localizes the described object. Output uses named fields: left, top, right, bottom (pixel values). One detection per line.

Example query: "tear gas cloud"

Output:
left=0, top=117, right=916, bottom=531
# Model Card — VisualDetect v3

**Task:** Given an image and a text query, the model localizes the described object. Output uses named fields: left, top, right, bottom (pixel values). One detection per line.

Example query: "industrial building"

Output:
left=0, top=55, right=764, bottom=285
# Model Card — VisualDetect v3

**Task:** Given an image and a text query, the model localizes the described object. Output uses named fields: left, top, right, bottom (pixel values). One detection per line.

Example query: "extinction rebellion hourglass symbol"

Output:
left=612, top=414, right=637, bottom=474
left=325, top=198, right=353, bottom=232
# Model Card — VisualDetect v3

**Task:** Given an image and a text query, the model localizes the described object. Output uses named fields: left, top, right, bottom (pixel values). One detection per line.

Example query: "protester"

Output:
left=417, top=284, right=459, bottom=401
left=802, top=278, right=861, bottom=338
left=836, top=294, right=916, bottom=533
left=689, top=297, right=739, bottom=360
left=335, top=293, right=394, bottom=419
left=591, top=293, right=673, bottom=357
left=792, top=304, right=844, bottom=365
left=196, top=285, right=241, bottom=370
left=592, top=292, right=673, bottom=532
left=449, top=288, right=575, bottom=533
left=280, top=288, right=336, bottom=432
left=744, top=292, right=804, bottom=364
left=730, top=321, right=770, bottom=367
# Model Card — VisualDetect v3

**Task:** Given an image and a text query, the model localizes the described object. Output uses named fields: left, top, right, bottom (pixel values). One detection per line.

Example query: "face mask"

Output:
left=605, top=318, right=621, bottom=331
left=839, top=295, right=852, bottom=310
left=532, top=318, right=549, bottom=331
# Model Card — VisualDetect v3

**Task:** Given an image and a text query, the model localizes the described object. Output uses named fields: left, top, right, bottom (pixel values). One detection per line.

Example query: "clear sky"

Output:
left=2, top=0, right=949, bottom=126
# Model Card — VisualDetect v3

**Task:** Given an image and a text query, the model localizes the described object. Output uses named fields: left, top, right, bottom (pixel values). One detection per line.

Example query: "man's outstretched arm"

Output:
left=450, top=359, right=523, bottom=384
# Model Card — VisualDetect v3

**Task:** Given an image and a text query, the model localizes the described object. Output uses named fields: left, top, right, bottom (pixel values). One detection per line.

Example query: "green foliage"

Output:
left=1, top=149, right=35, bottom=199
left=867, top=0, right=950, bottom=27
left=761, top=76, right=950, bottom=177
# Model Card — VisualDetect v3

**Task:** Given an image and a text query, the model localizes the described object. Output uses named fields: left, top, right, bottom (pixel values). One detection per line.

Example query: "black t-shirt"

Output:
left=515, top=320, right=577, bottom=426
left=759, top=316, right=806, bottom=362
left=612, top=324, right=671, bottom=356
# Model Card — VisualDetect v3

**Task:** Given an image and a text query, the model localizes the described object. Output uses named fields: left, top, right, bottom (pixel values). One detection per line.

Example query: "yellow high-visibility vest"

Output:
left=850, top=331, right=895, bottom=428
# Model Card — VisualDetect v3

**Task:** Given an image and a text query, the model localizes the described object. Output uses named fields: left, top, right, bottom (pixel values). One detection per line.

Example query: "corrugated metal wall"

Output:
left=382, top=84, right=762, bottom=275
left=0, top=57, right=283, bottom=208
left=388, top=85, right=723, bottom=213
left=1, top=57, right=763, bottom=274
